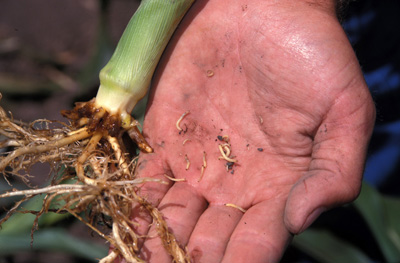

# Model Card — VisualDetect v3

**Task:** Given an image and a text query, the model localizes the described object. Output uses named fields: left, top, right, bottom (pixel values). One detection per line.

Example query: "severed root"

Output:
left=60, top=99, right=153, bottom=153
left=138, top=195, right=191, bottom=263
left=0, top=96, right=188, bottom=263
left=99, top=250, right=119, bottom=263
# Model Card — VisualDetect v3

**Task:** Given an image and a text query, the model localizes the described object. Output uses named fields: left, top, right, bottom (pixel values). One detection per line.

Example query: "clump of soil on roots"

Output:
left=0, top=94, right=189, bottom=263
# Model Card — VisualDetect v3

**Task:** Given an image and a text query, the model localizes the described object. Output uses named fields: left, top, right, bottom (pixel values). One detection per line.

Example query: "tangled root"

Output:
left=0, top=95, right=189, bottom=263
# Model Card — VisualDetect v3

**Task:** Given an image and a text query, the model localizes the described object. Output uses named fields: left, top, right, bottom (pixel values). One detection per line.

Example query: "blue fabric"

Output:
left=343, top=1, right=400, bottom=194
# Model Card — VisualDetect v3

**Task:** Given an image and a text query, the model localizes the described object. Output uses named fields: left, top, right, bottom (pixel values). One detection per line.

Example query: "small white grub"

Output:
left=176, top=110, right=190, bottom=132
left=259, top=115, right=263, bottom=124
left=206, top=70, right=214, bottom=77
left=182, top=139, right=191, bottom=145
left=225, top=203, right=247, bottom=213
left=199, top=166, right=205, bottom=182
left=218, top=144, right=238, bottom=163
left=222, top=144, right=231, bottom=157
left=198, top=151, right=207, bottom=182
left=163, top=174, right=186, bottom=182
left=185, top=154, right=190, bottom=170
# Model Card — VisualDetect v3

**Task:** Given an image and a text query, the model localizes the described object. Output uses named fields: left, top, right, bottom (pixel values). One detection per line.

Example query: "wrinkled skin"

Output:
left=131, top=1, right=375, bottom=262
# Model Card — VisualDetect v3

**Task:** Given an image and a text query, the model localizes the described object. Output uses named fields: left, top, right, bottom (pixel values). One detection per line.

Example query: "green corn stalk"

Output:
left=95, top=0, right=194, bottom=123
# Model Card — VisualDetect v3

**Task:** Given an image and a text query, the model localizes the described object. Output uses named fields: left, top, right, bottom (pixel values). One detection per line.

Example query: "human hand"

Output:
left=131, top=1, right=375, bottom=262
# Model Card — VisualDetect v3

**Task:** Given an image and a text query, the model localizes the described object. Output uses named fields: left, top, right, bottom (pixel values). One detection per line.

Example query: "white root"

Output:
left=0, top=97, right=193, bottom=263
left=75, top=132, right=103, bottom=186
left=112, top=178, right=169, bottom=186
left=112, top=222, right=142, bottom=263
left=107, top=135, right=130, bottom=177
left=67, top=126, right=90, bottom=136
left=0, top=184, right=87, bottom=198
left=0, top=127, right=91, bottom=171
left=99, top=250, right=119, bottom=263
left=120, top=219, right=140, bottom=252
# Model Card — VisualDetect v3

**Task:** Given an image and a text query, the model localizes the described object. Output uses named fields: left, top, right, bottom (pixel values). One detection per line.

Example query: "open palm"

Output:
left=132, top=1, right=375, bottom=262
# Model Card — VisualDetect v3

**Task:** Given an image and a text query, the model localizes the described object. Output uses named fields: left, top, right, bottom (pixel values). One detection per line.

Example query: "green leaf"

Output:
left=353, top=182, right=400, bottom=262
left=0, top=228, right=107, bottom=261
left=292, top=228, right=372, bottom=263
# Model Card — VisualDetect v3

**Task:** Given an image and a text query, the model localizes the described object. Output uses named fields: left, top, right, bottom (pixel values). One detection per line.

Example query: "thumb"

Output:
left=284, top=86, right=375, bottom=235
left=284, top=169, right=360, bottom=235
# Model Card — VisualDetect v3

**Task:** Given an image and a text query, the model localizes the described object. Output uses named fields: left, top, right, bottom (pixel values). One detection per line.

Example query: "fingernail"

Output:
left=299, top=207, right=326, bottom=233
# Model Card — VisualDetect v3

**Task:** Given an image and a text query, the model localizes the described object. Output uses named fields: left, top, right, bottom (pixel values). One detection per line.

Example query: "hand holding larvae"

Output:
left=131, top=1, right=375, bottom=262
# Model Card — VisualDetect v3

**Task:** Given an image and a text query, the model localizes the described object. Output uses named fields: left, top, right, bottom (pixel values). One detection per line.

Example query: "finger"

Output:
left=185, top=204, right=243, bottom=263
left=129, top=152, right=174, bottom=249
left=284, top=81, right=375, bottom=234
left=221, top=200, right=291, bottom=263
left=135, top=152, right=172, bottom=204
left=140, top=182, right=207, bottom=262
